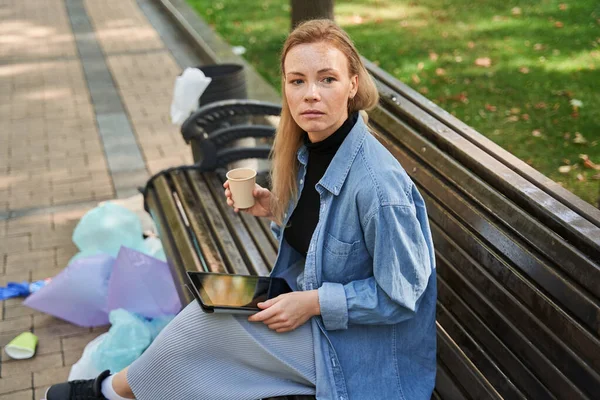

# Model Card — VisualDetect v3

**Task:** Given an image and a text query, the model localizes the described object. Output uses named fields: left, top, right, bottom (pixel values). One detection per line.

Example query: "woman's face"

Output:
left=284, top=42, right=358, bottom=142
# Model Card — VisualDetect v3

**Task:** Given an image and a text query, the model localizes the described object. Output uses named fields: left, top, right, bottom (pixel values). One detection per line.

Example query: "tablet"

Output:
left=186, top=271, right=292, bottom=315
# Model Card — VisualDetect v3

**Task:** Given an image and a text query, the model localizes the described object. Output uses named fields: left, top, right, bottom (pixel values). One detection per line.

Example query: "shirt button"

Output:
left=300, top=179, right=304, bottom=185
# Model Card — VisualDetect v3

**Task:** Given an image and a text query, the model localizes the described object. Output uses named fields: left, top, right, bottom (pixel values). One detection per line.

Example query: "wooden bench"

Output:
left=143, top=68, right=600, bottom=399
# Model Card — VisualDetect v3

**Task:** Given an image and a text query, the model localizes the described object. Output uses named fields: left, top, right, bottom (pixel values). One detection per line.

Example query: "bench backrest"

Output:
left=365, top=61, right=600, bottom=399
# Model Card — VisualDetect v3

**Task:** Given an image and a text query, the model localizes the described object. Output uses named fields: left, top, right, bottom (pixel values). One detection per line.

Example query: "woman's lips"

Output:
left=301, top=111, right=325, bottom=118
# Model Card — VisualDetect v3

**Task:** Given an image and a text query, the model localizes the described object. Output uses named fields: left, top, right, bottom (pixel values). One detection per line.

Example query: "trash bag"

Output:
left=91, top=309, right=175, bottom=373
left=98, top=194, right=157, bottom=237
left=107, top=247, right=181, bottom=319
left=68, top=333, right=108, bottom=381
left=170, top=67, right=212, bottom=125
left=23, top=254, right=114, bottom=327
left=72, top=203, right=144, bottom=258
left=140, top=236, right=166, bottom=262
left=92, top=309, right=151, bottom=373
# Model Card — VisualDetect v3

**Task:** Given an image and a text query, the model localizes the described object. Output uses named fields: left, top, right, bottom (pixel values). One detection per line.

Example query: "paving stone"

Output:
left=0, top=374, right=32, bottom=395
left=0, top=389, right=33, bottom=400
left=1, top=353, right=62, bottom=377
left=61, top=331, right=105, bottom=352
left=33, top=365, right=70, bottom=389
left=0, top=316, right=32, bottom=334
left=33, top=321, right=89, bottom=338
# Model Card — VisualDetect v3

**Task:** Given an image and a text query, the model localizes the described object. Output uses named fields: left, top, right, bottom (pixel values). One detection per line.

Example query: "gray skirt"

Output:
left=127, top=301, right=316, bottom=400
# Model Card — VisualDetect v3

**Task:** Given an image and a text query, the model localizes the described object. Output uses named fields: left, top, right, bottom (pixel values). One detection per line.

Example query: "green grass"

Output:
left=187, top=0, right=600, bottom=206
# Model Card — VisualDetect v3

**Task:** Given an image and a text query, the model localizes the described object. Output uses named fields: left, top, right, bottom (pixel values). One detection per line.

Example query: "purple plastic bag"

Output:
left=107, top=247, right=181, bottom=319
left=24, top=254, right=115, bottom=327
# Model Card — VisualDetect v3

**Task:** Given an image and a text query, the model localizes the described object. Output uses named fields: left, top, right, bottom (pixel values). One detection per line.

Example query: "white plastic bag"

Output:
left=68, top=333, right=108, bottom=381
left=170, top=68, right=212, bottom=125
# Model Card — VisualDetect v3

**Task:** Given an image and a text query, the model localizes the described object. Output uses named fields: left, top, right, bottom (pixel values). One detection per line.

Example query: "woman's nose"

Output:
left=304, top=83, right=320, bottom=102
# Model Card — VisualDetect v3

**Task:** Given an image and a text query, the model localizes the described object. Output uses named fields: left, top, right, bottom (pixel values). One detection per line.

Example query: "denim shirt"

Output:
left=270, top=117, right=437, bottom=400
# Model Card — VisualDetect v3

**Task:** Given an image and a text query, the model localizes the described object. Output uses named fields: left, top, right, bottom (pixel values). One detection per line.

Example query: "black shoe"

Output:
left=45, top=370, right=111, bottom=400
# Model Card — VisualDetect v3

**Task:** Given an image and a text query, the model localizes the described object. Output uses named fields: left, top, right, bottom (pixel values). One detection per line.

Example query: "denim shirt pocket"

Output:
left=323, top=233, right=371, bottom=283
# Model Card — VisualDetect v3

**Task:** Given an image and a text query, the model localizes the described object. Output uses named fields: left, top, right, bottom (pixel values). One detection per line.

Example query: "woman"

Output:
left=46, top=19, right=436, bottom=400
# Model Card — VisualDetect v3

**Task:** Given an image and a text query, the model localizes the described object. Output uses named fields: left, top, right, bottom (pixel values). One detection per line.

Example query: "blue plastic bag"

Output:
left=91, top=309, right=174, bottom=373
left=73, top=203, right=145, bottom=258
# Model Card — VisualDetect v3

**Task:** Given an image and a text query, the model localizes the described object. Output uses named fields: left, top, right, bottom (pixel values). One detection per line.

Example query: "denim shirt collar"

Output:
left=296, top=115, right=368, bottom=196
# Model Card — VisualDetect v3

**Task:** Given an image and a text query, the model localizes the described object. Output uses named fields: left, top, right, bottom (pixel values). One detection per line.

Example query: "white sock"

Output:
left=101, top=374, right=133, bottom=400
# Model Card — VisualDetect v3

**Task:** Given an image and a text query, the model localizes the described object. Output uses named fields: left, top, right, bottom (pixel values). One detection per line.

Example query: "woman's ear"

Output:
left=349, top=74, right=359, bottom=99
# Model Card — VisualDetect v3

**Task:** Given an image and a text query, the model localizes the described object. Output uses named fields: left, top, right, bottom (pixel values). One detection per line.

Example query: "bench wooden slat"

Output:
left=372, top=82, right=600, bottom=262
left=238, top=212, right=278, bottom=269
left=437, top=257, right=590, bottom=399
left=364, top=59, right=600, bottom=228
left=434, top=363, right=469, bottom=400
left=204, top=173, right=271, bottom=276
left=371, top=125, right=600, bottom=337
left=427, top=196, right=600, bottom=368
left=437, top=302, right=527, bottom=399
left=437, top=324, right=502, bottom=399
left=146, top=184, right=193, bottom=304
left=186, top=170, right=251, bottom=275
left=151, top=175, right=205, bottom=301
left=170, top=170, right=228, bottom=273
left=370, top=106, right=600, bottom=299
left=437, top=278, right=554, bottom=399
left=258, top=217, right=279, bottom=250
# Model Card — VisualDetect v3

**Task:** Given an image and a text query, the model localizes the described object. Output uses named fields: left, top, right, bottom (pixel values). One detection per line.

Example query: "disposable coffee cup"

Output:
left=5, top=332, right=38, bottom=359
left=226, top=168, right=257, bottom=209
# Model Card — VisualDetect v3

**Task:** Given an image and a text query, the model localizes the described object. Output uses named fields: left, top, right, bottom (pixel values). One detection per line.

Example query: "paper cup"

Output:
left=5, top=332, right=38, bottom=359
left=226, top=168, right=257, bottom=209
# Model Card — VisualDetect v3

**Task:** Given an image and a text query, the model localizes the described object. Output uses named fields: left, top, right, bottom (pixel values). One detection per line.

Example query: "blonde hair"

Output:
left=270, top=19, right=379, bottom=223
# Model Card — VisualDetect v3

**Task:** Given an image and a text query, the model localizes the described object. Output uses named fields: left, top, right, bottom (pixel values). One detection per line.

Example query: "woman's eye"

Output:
left=290, top=79, right=303, bottom=85
left=323, top=77, right=336, bottom=84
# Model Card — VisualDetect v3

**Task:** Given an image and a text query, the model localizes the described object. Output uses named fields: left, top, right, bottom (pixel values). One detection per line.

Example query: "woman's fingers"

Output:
left=268, top=322, right=290, bottom=331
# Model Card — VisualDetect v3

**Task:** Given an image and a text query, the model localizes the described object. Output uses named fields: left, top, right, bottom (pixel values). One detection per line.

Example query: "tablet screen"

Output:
left=188, top=273, right=290, bottom=309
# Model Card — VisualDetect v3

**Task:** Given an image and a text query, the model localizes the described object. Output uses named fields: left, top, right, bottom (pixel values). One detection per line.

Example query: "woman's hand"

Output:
left=248, top=290, right=321, bottom=333
left=223, top=181, right=273, bottom=219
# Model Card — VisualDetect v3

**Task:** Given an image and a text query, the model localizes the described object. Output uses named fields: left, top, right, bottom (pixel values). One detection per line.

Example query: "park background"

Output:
left=187, top=0, right=600, bottom=206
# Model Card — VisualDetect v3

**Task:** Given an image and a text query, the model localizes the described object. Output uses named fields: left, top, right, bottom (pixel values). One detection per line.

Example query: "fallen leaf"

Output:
left=506, top=115, right=519, bottom=122
left=351, top=14, right=364, bottom=24
left=468, top=41, right=475, bottom=49
left=417, top=62, right=425, bottom=70
left=475, top=57, right=492, bottom=67
left=435, top=68, right=446, bottom=76
left=573, top=132, right=587, bottom=144
left=534, top=102, right=547, bottom=109
left=532, top=129, right=542, bottom=137
left=558, top=165, right=572, bottom=173
left=559, top=3, right=568, bottom=11
left=521, top=114, right=530, bottom=121
left=411, top=74, right=421, bottom=84
left=570, top=99, right=583, bottom=108
left=510, top=107, right=521, bottom=114
left=485, top=104, right=497, bottom=112
left=455, top=56, right=463, bottom=63
left=580, top=154, right=600, bottom=170
left=511, top=7, right=522, bottom=15
left=519, top=66, right=530, bottom=74
left=562, top=158, right=571, bottom=165
left=593, top=173, right=600, bottom=180
left=564, top=132, right=571, bottom=139
left=555, top=21, right=564, bottom=28
left=429, top=52, right=439, bottom=61
left=419, top=87, right=429, bottom=94
left=534, top=43, right=544, bottom=51
left=576, top=173, right=585, bottom=182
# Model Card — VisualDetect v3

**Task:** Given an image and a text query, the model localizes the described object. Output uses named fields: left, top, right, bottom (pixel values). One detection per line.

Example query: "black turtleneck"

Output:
left=284, top=112, right=359, bottom=256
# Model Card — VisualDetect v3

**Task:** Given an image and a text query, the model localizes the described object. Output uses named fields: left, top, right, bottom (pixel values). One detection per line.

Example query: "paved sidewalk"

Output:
left=0, top=0, right=194, bottom=397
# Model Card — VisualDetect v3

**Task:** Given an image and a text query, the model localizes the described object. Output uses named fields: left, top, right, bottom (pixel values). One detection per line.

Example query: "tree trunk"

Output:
left=291, top=0, right=334, bottom=29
